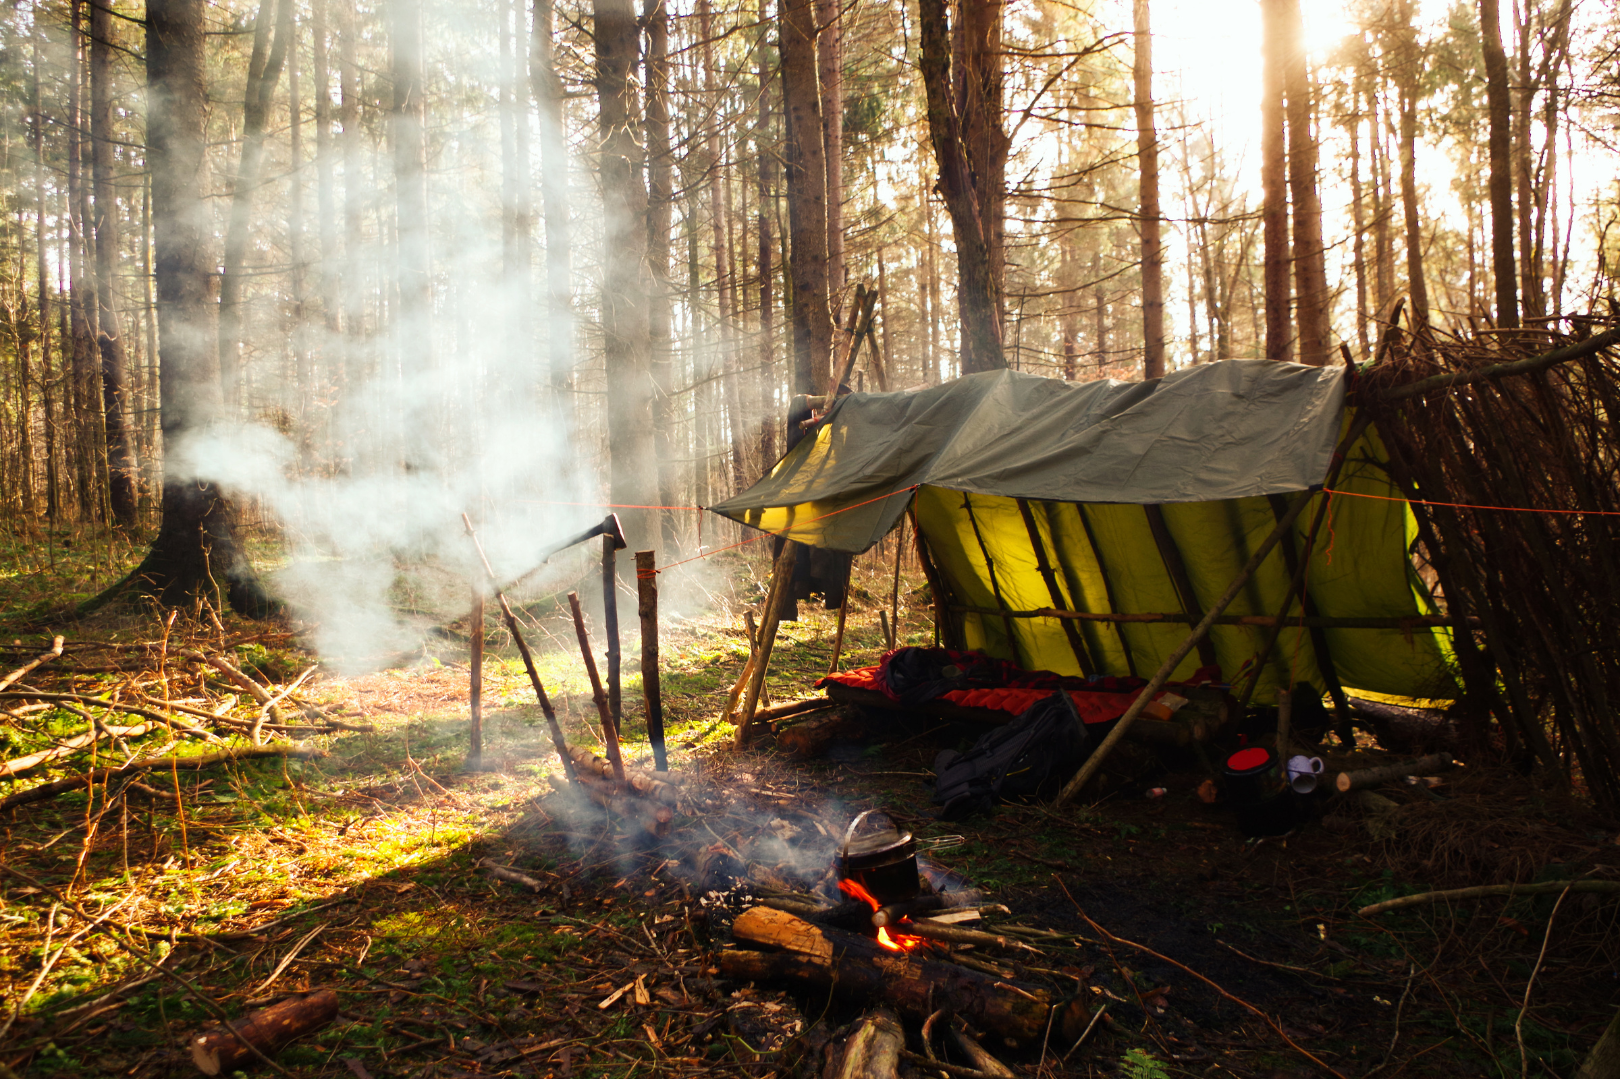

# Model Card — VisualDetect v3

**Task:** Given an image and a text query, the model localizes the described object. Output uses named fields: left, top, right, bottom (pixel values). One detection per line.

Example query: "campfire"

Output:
left=710, top=808, right=1091, bottom=1075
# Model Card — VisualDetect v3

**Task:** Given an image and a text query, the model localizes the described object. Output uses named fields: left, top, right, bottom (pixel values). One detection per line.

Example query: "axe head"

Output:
left=602, top=513, right=628, bottom=551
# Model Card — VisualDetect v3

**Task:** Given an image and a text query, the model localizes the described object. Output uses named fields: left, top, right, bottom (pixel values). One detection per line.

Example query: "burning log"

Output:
left=1334, top=752, right=1454, bottom=793
left=722, top=906, right=1073, bottom=1042
left=189, top=989, right=338, bottom=1076
left=832, top=1010, right=904, bottom=1078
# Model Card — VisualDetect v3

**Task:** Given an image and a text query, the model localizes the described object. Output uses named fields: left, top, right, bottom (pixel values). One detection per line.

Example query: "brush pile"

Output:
left=1363, top=312, right=1620, bottom=809
left=0, top=626, right=363, bottom=816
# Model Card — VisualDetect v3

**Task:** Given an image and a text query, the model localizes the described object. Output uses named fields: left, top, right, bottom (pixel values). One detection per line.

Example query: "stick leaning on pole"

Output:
left=1055, top=411, right=1375, bottom=807
left=461, top=514, right=577, bottom=784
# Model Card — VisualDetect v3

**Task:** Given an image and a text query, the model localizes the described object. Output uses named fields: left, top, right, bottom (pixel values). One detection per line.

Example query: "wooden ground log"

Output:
left=722, top=906, right=1072, bottom=1042
left=1334, top=753, right=1454, bottom=793
left=833, top=1010, right=904, bottom=1078
left=190, top=988, right=339, bottom=1075
left=565, top=746, right=680, bottom=805
left=776, top=709, right=874, bottom=759
left=567, top=769, right=674, bottom=837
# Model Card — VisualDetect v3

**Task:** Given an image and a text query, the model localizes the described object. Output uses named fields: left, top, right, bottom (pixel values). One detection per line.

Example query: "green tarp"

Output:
left=710, top=362, right=1457, bottom=701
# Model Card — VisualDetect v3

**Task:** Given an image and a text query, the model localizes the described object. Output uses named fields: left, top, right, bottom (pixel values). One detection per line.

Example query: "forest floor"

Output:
left=0, top=525, right=1617, bottom=1078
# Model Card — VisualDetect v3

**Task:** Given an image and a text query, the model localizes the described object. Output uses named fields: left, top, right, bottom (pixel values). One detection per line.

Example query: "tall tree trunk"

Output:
left=596, top=0, right=656, bottom=546
left=32, top=24, right=55, bottom=523
left=644, top=0, right=678, bottom=550
left=312, top=0, right=340, bottom=343
left=137, top=0, right=272, bottom=614
left=754, top=1, right=777, bottom=466
left=90, top=0, right=139, bottom=524
left=815, top=0, right=844, bottom=312
left=218, top=0, right=294, bottom=410
left=1370, top=81, right=1395, bottom=314
left=1349, top=51, right=1370, bottom=356
left=916, top=0, right=1004, bottom=373
left=1281, top=0, right=1330, bottom=365
left=779, top=0, right=834, bottom=393
left=1478, top=0, right=1517, bottom=328
left=1258, top=0, right=1291, bottom=362
left=532, top=0, right=573, bottom=396
left=698, top=0, right=742, bottom=486
left=287, top=10, right=311, bottom=407
left=1512, top=0, right=1539, bottom=320
left=68, top=0, right=104, bottom=522
left=339, top=3, right=366, bottom=385
left=959, top=0, right=1007, bottom=322
left=390, top=0, right=432, bottom=387
left=1132, top=0, right=1164, bottom=379
left=1395, top=1, right=1430, bottom=331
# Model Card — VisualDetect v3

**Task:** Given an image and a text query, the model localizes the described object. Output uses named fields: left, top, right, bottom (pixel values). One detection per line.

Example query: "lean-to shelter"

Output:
left=709, top=361, right=1456, bottom=704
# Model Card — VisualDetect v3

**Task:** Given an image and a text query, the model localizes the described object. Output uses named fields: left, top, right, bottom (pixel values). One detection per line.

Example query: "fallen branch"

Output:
left=1057, top=880, right=1343, bottom=1077
left=0, top=636, right=64, bottom=693
left=478, top=859, right=545, bottom=892
left=1356, top=878, right=1620, bottom=917
left=0, top=721, right=156, bottom=780
left=0, top=746, right=329, bottom=812
left=0, top=691, right=225, bottom=744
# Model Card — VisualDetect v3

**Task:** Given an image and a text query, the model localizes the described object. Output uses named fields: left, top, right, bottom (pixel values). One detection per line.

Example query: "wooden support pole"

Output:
left=738, top=539, right=797, bottom=743
left=468, top=588, right=484, bottom=768
left=1018, top=498, right=1094, bottom=673
left=1145, top=504, right=1218, bottom=669
left=1055, top=487, right=1318, bottom=807
left=636, top=551, right=668, bottom=771
left=827, top=594, right=849, bottom=673
left=568, top=591, right=626, bottom=784
left=603, top=535, right=621, bottom=736
left=461, top=515, right=576, bottom=783
left=889, top=516, right=906, bottom=650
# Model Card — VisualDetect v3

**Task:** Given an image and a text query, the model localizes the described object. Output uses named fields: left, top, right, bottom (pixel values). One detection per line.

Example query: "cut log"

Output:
left=565, top=746, right=681, bottom=805
left=776, top=709, right=874, bottom=759
left=833, top=1010, right=903, bottom=1078
left=1348, top=696, right=1457, bottom=754
left=723, top=907, right=1070, bottom=1041
left=1334, top=753, right=1454, bottom=793
left=569, top=770, right=674, bottom=837
left=190, top=988, right=338, bottom=1076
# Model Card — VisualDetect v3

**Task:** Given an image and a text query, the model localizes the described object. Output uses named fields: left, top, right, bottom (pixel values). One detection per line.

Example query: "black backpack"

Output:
left=931, top=690, right=1093, bottom=820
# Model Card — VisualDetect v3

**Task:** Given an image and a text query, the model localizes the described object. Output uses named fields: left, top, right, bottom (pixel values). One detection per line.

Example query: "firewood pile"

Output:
left=0, top=628, right=366, bottom=817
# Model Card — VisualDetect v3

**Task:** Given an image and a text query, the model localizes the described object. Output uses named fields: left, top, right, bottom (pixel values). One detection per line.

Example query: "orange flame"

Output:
left=838, top=878, right=924, bottom=953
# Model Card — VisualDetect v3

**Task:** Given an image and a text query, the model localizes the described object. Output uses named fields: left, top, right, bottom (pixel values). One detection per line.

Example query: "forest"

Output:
left=1, top=0, right=1620, bottom=1073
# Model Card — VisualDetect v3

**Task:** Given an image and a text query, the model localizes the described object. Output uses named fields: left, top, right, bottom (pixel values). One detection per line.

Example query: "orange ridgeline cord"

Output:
left=637, top=485, right=922, bottom=577
left=1323, top=486, right=1620, bottom=517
